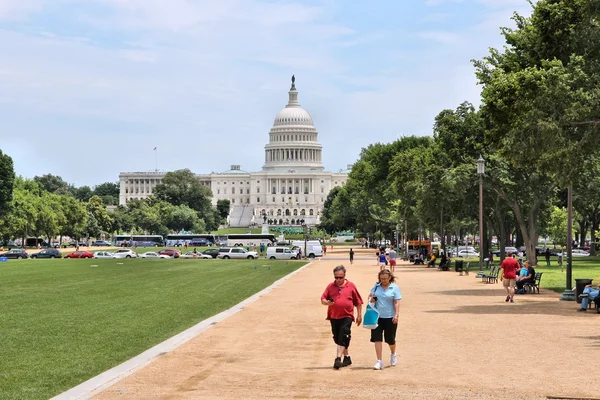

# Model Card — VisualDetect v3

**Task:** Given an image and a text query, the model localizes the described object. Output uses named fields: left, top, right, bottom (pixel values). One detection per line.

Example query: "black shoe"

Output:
left=333, top=357, right=343, bottom=370
left=342, top=356, right=352, bottom=367
left=577, top=308, right=587, bottom=312
left=505, top=295, right=510, bottom=302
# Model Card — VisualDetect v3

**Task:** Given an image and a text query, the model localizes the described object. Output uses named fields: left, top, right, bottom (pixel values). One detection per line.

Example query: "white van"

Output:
left=266, top=246, right=299, bottom=260
left=291, top=241, right=323, bottom=259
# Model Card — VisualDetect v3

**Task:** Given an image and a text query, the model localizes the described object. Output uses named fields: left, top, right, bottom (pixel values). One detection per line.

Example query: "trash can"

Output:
left=455, top=260, right=464, bottom=273
left=575, top=278, right=594, bottom=304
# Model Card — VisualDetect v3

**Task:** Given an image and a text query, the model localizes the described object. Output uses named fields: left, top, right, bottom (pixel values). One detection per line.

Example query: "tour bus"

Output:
left=113, top=235, right=165, bottom=247
left=227, top=234, right=277, bottom=247
left=165, top=234, right=216, bottom=247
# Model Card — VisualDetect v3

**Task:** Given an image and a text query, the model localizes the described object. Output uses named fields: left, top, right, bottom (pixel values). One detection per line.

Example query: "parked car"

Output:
left=112, top=249, right=138, bottom=258
left=0, top=249, right=29, bottom=259
left=458, top=250, right=480, bottom=258
left=491, top=247, right=519, bottom=256
left=217, top=247, right=258, bottom=259
left=202, top=248, right=220, bottom=258
left=558, top=249, right=590, bottom=257
left=139, top=251, right=171, bottom=259
left=31, top=249, right=62, bottom=259
left=158, top=249, right=181, bottom=258
left=93, top=251, right=115, bottom=259
left=267, top=246, right=298, bottom=260
left=92, top=240, right=112, bottom=247
left=181, top=251, right=212, bottom=259
left=64, top=251, right=94, bottom=259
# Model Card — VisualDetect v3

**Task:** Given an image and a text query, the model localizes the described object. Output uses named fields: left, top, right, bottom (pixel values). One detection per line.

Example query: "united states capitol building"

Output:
left=118, top=77, right=350, bottom=227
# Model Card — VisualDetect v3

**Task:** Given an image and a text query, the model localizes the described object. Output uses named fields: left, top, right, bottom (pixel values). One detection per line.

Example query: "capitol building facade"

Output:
left=118, top=77, right=350, bottom=227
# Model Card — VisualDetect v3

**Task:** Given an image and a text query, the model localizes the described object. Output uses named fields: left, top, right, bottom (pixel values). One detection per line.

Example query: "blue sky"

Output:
left=0, top=0, right=532, bottom=187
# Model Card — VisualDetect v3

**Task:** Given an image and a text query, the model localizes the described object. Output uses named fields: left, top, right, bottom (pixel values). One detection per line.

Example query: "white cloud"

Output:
left=0, top=0, right=42, bottom=19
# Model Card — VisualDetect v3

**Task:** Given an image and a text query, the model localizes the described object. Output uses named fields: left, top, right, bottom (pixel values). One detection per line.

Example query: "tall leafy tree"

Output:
left=216, top=199, right=231, bottom=222
left=33, top=174, right=70, bottom=195
left=0, top=150, right=15, bottom=219
left=86, top=195, right=112, bottom=234
left=93, top=182, right=120, bottom=205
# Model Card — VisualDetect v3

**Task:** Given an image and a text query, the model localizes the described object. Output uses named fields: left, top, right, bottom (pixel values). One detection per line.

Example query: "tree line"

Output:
left=319, top=0, right=600, bottom=265
left=0, top=160, right=230, bottom=244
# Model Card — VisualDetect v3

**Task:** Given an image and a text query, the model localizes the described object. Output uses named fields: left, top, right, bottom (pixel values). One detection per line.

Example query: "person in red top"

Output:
left=321, top=265, right=363, bottom=369
left=501, top=251, right=519, bottom=303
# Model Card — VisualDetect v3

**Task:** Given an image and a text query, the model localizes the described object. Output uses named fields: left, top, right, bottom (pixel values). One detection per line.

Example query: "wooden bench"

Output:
left=482, top=265, right=499, bottom=284
left=523, top=272, right=543, bottom=294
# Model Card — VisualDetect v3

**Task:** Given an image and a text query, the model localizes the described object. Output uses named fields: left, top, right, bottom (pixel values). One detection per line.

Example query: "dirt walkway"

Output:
left=94, top=249, right=599, bottom=400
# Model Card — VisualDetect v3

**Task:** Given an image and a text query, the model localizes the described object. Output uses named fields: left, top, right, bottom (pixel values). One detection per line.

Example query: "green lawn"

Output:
left=471, top=256, right=600, bottom=293
left=0, top=257, right=306, bottom=400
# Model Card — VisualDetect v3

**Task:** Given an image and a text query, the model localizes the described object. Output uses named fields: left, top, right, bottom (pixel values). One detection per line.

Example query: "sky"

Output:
left=0, top=0, right=533, bottom=188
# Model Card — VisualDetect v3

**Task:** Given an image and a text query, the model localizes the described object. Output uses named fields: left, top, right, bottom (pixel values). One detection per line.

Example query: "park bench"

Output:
left=523, top=272, right=543, bottom=294
left=482, top=265, right=499, bottom=284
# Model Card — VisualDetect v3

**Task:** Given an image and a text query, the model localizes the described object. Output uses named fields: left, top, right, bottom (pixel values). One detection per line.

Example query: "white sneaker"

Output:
left=390, top=353, right=397, bottom=366
left=373, top=360, right=384, bottom=370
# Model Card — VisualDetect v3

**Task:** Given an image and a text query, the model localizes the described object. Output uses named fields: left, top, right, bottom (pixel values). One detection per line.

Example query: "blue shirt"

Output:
left=371, top=283, right=401, bottom=318
left=378, top=253, right=387, bottom=263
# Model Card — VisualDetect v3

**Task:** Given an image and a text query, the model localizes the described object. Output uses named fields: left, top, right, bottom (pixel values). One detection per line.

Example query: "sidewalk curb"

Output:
left=51, top=261, right=314, bottom=400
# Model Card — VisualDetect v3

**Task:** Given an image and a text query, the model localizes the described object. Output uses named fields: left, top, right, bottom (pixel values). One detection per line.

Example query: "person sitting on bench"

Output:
left=578, top=283, right=600, bottom=312
left=515, top=261, right=535, bottom=294
left=427, top=253, right=436, bottom=268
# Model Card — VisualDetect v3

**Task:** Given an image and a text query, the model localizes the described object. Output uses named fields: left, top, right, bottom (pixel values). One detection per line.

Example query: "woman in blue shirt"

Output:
left=368, top=269, right=401, bottom=370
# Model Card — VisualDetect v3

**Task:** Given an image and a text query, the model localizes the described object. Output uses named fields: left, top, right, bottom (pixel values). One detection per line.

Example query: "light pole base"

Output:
left=559, top=289, right=576, bottom=301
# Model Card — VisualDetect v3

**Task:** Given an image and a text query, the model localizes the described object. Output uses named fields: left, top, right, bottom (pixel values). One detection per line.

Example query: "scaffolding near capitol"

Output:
left=119, top=76, right=351, bottom=228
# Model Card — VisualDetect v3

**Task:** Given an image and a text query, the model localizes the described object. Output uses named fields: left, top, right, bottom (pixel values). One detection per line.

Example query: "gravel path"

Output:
left=94, top=248, right=599, bottom=400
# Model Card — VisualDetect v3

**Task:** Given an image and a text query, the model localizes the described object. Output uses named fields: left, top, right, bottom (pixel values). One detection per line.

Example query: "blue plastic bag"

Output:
left=362, top=302, right=379, bottom=329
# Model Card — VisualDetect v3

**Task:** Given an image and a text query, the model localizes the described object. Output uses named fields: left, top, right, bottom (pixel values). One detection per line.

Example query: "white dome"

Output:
left=273, top=107, right=314, bottom=126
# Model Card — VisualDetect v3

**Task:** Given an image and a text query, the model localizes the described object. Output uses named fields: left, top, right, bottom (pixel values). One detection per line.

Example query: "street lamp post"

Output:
left=477, top=155, right=485, bottom=272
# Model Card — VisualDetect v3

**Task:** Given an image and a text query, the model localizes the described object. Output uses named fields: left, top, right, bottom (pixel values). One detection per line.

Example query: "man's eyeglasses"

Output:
left=334, top=276, right=345, bottom=280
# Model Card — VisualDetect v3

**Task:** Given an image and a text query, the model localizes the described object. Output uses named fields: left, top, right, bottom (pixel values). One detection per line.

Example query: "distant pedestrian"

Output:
left=501, top=251, right=519, bottom=303
left=368, top=269, right=401, bottom=370
left=349, top=248, right=354, bottom=265
left=378, top=251, right=387, bottom=271
left=545, top=248, right=551, bottom=267
left=388, top=246, right=397, bottom=273
left=321, top=265, right=363, bottom=370
left=323, top=245, right=327, bottom=256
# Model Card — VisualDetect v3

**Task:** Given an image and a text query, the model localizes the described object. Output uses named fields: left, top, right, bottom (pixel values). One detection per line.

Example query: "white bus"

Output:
left=227, top=234, right=277, bottom=247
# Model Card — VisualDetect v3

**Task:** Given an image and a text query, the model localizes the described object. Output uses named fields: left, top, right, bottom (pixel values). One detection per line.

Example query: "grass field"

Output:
left=0, top=257, right=306, bottom=400
left=465, top=256, right=600, bottom=293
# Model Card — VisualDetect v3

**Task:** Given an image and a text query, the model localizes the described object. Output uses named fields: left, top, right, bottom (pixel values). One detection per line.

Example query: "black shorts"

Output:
left=330, top=317, right=353, bottom=348
left=370, top=317, right=397, bottom=345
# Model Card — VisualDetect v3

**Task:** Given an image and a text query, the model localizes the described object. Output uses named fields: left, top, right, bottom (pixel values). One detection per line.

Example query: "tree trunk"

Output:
left=515, top=225, right=524, bottom=248
left=512, top=199, right=539, bottom=266
left=590, top=222, right=597, bottom=256
left=578, top=220, right=588, bottom=249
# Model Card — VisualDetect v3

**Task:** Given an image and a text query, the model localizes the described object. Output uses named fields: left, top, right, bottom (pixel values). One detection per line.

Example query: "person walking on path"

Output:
left=349, top=248, right=354, bottom=265
left=320, top=265, right=363, bottom=370
left=545, top=247, right=551, bottom=267
left=368, top=269, right=401, bottom=370
left=501, top=252, right=519, bottom=303
left=388, top=246, right=397, bottom=272
left=378, top=251, right=387, bottom=270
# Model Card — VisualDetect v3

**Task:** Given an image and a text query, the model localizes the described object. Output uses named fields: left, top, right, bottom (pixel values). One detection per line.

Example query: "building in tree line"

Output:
left=119, top=77, right=351, bottom=227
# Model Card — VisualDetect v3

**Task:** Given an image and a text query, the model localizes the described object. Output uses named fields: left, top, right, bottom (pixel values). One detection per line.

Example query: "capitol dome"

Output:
left=273, top=106, right=314, bottom=126
left=263, top=76, right=323, bottom=172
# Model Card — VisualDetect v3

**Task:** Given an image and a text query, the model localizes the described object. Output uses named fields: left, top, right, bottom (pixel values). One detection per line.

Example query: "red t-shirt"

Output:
left=501, top=257, right=519, bottom=279
left=321, top=281, right=363, bottom=320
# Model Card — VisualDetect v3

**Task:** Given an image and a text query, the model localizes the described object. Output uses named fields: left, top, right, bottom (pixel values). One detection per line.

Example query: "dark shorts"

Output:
left=370, top=317, right=397, bottom=345
left=330, top=317, right=353, bottom=348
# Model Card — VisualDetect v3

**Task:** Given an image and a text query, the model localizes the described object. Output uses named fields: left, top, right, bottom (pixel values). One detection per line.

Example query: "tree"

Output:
left=216, top=199, right=231, bottom=222
left=72, top=186, right=93, bottom=202
left=33, top=174, right=70, bottom=195
left=153, top=169, right=217, bottom=230
left=35, top=192, right=65, bottom=244
left=0, top=150, right=15, bottom=219
left=318, top=186, right=342, bottom=234
left=59, top=195, right=87, bottom=241
left=94, top=182, right=120, bottom=205
left=86, top=195, right=112, bottom=234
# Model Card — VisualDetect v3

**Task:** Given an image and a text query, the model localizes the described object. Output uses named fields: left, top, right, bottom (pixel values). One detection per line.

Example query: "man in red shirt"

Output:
left=321, top=265, right=363, bottom=369
left=501, top=252, right=519, bottom=303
